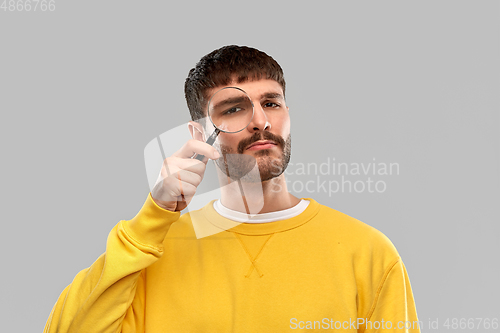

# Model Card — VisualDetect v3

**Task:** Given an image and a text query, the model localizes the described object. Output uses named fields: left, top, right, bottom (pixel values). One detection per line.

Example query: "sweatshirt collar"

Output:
left=200, top=197, right=321, bottom=235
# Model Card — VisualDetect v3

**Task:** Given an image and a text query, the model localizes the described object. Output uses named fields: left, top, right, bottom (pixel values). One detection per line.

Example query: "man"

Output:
left=44, top=45, right=420, bottom=332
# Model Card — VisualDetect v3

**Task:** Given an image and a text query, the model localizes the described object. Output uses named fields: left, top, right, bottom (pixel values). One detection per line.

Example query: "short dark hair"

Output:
left=184, top=45, right=286, bottom=122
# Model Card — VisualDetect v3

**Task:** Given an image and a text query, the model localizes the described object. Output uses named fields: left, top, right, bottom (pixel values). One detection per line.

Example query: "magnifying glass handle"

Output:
left=194, top=128, right=221, bottom=161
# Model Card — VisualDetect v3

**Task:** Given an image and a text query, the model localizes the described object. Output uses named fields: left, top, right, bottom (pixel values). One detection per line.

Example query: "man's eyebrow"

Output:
left=211, top=96, right=248, bottom=111
left=259, top=92, right=284, bottom=100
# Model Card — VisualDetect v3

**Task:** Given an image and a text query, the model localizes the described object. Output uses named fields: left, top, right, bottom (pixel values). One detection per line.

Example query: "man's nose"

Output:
left=247, top=104, right=271, bottom=131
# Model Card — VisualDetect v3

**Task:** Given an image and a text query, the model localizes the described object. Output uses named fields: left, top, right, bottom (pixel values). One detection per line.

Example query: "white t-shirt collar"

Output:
left=213, top=199, right=310, bottom=223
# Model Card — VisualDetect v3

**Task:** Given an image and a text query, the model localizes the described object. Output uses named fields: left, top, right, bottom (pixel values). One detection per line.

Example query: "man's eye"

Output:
left=223, top=107, right=242, bottom=115
left=264, top=102, right=280, bottom=108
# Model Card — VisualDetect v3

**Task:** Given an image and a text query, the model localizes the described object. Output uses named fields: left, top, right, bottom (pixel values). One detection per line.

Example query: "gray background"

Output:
left=1, top=1, right=499, bottom=332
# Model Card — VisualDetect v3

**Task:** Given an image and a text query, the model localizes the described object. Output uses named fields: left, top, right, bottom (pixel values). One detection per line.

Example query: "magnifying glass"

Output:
left=194, top=87, right=254, bottom=161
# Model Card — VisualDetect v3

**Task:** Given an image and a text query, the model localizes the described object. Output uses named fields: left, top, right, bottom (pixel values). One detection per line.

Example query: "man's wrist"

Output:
left=150, top=195, right=177, bottom=212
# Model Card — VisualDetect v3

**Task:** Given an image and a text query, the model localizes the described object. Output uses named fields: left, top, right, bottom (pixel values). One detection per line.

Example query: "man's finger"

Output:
left=173, top=139, right=220, bottom=161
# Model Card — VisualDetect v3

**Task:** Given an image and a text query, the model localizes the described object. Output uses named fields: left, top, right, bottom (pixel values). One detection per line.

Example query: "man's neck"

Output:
left=217, top=172, right=301, bottom=214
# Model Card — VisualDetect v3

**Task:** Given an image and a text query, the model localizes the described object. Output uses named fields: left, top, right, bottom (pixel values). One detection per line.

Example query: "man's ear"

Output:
left=187, top=121, right=205, bottom=142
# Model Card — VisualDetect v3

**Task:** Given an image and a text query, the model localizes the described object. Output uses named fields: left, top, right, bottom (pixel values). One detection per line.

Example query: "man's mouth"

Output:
left=246, top=140, right=277, bottom=151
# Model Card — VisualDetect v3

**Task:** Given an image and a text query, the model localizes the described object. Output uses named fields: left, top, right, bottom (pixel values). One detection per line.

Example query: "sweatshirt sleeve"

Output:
left=43, top=193, right=180, bottom=333
left=361, top=259, right=421, bottom=333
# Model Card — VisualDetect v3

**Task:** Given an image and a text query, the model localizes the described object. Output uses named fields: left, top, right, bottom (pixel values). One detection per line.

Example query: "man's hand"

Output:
left=151, top=139, right=220, bottom=212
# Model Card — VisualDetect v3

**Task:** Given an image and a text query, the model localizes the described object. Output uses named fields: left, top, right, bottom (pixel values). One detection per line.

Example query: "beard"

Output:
left=214, top=131, right=291, bottom=183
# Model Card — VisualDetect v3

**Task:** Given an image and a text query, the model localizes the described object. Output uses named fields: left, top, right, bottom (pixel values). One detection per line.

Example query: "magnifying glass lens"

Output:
left=208, top=87, right=253, bottom=133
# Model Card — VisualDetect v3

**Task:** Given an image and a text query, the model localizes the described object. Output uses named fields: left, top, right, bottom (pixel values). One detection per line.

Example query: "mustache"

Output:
left=237, top=131, right=285, bottom=154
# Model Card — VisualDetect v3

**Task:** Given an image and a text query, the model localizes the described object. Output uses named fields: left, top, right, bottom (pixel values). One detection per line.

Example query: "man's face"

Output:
left=203, top=79, right=291, bottom=183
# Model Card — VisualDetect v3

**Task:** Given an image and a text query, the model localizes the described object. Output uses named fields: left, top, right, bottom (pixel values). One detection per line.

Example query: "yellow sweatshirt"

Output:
left=44, top=194, right=420, bottom=333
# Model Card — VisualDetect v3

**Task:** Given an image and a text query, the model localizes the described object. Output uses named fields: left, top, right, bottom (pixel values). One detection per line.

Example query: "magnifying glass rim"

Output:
left=207, top=86, right=255, bottom=134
